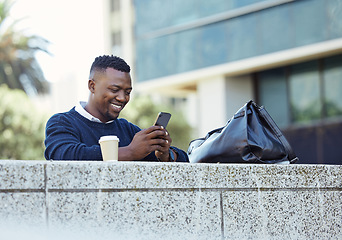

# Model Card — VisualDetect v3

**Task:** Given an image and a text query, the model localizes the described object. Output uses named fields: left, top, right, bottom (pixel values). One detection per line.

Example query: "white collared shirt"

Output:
left=75, top=101, right=114, bottom=124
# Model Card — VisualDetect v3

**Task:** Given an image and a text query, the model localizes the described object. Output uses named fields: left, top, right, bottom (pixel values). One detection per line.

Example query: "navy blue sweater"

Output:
left=44, top=107, right=189, bottom=162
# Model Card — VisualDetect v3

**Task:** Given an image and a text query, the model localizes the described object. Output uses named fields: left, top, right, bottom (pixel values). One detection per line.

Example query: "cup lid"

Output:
left=98, top=135, right=119, bottom=143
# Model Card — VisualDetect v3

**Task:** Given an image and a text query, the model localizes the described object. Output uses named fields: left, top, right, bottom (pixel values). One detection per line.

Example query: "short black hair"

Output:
left=89, top=55, right=130, bottom=77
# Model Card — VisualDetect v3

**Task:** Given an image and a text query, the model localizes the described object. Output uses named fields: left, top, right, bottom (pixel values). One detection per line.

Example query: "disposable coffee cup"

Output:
left=98, top=136, right=119, bottom=161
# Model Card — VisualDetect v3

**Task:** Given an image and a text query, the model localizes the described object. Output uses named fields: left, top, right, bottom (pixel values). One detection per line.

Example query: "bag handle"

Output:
left=254, top=102, right=298, bottom=163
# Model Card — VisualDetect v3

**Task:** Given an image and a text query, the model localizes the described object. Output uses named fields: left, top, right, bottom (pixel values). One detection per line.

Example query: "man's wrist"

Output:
left=169, top=147, right=178, bottom=162
left=156, top=148, right=177, bottom=162
left=169, top=148, right=175, bottom=162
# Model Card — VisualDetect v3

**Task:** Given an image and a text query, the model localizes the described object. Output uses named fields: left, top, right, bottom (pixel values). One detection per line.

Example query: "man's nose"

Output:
left=116, top=90, right=126, bottom=101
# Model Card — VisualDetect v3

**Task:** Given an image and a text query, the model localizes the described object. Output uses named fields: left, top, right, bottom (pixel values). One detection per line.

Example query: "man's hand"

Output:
left=154, top=127, right=173, bottom=162
left=118, top=126, right=171, bottom=161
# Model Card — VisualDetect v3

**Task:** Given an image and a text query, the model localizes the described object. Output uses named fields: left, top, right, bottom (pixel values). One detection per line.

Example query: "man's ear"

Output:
left=88, top=79, right=95, bottom=93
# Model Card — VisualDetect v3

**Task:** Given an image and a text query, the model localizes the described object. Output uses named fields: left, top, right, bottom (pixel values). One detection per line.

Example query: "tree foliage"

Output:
left=0, top=84, right=47, bottom=159
left=120, top=95, right=192, bottom=151
left=0, top=0, right=49, bottom=95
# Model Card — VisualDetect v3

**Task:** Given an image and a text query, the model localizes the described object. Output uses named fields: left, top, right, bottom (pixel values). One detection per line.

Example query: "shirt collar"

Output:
left=75, top=101, right=114, bottom=124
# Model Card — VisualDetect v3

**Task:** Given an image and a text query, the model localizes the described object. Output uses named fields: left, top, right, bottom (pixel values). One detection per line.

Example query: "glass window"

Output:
left=135, top=41, right=152, bottom=81
left=136, top=38, right=167, bottom=81
left=134, top=0, right=173, bottom=35
left=174, top=28, right=200, bottom=73
left=232, top=0, right=266, bottom=8
left=259, top=4, right=293, bottom=54
left=326, top=0, right=342, bottom=39
left=289, top=61, right=321, bottom=123
left=323, top=55, right=342, bottom=118
left=198, top=0, right=235, bottom=17
left=227, top=13, right=258, bottom=61
left=135, top=0, right=342, bottom=82
left=257, top=54, right=342, bottom=128
left=259, top=68, right=289, bottom=128
left=199, top=21, right=229, bottom=67
left=172, top=0, right=198, bottom=25
left=292, top=0, right=327, bottom=46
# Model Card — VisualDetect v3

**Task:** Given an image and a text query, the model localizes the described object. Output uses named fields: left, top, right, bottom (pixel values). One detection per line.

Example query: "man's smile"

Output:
left=110, top=103, right=123, bottom=111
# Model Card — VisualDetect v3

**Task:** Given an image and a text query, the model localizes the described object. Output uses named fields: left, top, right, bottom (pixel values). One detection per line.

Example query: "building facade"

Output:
left=106, top=0, right=342, bottom=164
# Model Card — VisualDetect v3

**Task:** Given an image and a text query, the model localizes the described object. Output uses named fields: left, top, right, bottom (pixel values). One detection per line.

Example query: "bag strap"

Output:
left=256, top=104, right=298, bottom=163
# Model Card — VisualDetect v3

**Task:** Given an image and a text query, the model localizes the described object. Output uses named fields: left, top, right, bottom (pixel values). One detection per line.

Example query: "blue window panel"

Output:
left=173, top=28, right=201, bottom=74
left=289, top=61, right=321, bottom=123
left=136, top=29, right=201, bottom=81
left=136, top=37, right=172, bottom=81
left=259, top=68, right=289, bottom=128
left=197, top=0, right=236, bottom=17
left=134, top=0, right=269, bottom=36
left=323, top=55, right=342, bottom=118
left=292, top=0, right=328, bottom=47
left=326, top=0, right=342, bottom=39
left=198, top=21, right=229, bottom=68
left=135, top=0, right=342, bottom=82
left=135, top=40, right=155, bottom=81
left=171, top=0, right=199, bottom=26
left=232, top=0, right=265, bottom=8
left=259, top=4, right=294, bottom=54
left=227, top=13, right=259, bottom=62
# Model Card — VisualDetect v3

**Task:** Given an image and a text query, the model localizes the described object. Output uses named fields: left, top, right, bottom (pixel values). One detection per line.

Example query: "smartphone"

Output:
left=153, top=112, right=171, bottom=128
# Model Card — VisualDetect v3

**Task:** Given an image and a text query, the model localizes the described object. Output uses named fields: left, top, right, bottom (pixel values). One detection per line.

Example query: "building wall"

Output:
left=134, top=0, right=342, bottom=81
left=104, top=0, right=134, bottom=67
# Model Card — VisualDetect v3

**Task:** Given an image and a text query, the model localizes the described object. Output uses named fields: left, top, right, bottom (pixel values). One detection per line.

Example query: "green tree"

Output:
left=0, top=84, right=47, bottom=159
left=120, top=95, right=192, bottom=151
left=0, top=0, right=49, bottom=95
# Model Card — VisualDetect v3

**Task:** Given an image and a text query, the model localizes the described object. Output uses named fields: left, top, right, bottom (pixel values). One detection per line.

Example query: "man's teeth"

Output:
left=111, top=104, right=122, bottom=109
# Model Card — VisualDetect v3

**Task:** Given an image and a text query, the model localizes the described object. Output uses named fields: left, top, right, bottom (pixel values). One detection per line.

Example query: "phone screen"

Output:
left=153, top=112, right=171, bottom=128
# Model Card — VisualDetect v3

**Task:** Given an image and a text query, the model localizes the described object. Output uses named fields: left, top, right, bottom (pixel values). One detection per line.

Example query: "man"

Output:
left=44, top=55, right=188, bottom=162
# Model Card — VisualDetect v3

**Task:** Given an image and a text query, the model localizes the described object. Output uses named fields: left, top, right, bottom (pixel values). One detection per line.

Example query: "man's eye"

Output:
left=126, top=91, right=131, bottom=96
left=110, top=89, right=119, bottom=93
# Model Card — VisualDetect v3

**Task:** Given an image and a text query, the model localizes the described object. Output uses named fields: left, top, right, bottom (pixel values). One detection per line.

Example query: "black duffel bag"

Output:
left=187, top=100, right=298, bottom=164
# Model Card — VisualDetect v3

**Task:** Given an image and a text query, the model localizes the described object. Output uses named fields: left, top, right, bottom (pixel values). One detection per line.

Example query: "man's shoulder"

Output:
left=116, top=117, right=130, bottom=125
left=116, top=118, right=141, bottom=131
left=47, top=107, right=80, bottom=124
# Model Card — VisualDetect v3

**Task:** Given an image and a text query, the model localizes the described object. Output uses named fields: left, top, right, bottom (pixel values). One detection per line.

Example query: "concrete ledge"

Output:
left=0, top=160, right=341, bottom=240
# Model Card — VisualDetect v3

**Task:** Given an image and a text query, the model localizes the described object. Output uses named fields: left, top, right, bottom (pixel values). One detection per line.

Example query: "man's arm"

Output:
left=169, top=146, right=189, bottom=162
left=44, top=115, right=102, bottom=160
left=116, top=123, right=188, bottom=162
left=152, top=128, right=189, bottom=162
left=118, top=126, right=170, bottom=161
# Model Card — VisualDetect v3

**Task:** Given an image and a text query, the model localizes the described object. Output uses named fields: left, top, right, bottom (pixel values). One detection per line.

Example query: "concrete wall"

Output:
left=0, top=160, right=341, bottom=240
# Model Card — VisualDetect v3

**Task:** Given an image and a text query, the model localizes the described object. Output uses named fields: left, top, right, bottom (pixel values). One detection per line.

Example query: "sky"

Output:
left=9, top=0, right=106, bottom=109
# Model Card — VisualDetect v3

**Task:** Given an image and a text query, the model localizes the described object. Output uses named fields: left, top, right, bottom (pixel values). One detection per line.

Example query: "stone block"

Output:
left=0, top=160, right=45, bottom=190
left=0, top=192, right=46, bottom=226
left=222, top=190, right=342, bottom=239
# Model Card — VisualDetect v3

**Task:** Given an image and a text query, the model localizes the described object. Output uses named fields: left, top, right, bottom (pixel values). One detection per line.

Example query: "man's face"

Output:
left=90, top=68, right=132, bottom=122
